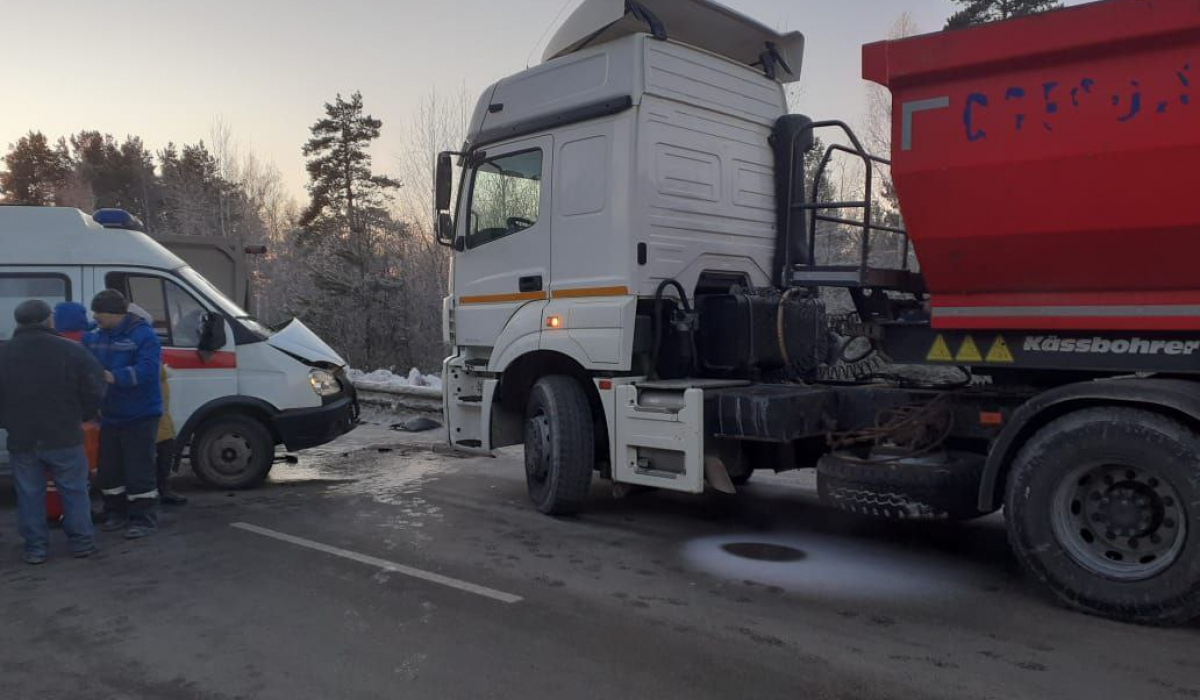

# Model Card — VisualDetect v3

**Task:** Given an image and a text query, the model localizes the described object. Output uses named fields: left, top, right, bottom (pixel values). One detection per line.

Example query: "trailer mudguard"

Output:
left=980, top=377, right=1200, bottom=511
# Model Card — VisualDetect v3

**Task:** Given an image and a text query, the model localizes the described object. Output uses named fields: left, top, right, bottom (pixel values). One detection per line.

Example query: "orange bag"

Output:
left=83, top=422, right=100, bottom=477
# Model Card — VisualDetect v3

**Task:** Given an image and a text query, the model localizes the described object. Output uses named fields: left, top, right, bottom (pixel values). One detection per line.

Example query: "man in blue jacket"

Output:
left=83, top=289, right=163, bottom=539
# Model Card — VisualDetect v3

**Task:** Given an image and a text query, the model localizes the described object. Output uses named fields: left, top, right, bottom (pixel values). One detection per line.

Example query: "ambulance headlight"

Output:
left=308, top=369, right=341, bottom=397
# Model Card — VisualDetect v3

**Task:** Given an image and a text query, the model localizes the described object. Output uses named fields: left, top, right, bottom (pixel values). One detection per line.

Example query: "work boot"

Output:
left=125, top=522, right=158, bottom=540
left=159, top=486, right=188, bottom=507
left=72, top=544, right=99, bottom=559
left=157, top=445, right=188, bottom=506
left=100, top=513, right=128, bottom=532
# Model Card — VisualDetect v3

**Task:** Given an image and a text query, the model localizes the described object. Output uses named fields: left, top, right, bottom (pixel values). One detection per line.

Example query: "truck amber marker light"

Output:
left=546, top=315, right=563, bottom=329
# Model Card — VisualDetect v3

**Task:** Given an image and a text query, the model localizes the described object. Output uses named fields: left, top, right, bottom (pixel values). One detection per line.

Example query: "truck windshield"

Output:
left=179, top=266, right=271, bottom=337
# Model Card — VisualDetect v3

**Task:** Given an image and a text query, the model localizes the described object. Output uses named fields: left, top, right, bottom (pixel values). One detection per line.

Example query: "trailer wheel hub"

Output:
left=1053, top=464, right=1187, bottom=581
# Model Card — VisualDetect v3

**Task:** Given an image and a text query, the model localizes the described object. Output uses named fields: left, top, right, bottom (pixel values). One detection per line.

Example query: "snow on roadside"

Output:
left=347, top=368, right=443, bottom=392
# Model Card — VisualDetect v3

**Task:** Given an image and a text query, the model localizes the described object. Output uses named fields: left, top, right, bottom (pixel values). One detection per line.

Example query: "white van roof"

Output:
left=0, top=206, right=185, bottom=270
left=543, top=0, right=804, bottom=83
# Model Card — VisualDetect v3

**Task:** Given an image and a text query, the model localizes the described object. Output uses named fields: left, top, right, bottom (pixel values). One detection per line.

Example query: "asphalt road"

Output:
left=1, top=420, right=1197, bottom=700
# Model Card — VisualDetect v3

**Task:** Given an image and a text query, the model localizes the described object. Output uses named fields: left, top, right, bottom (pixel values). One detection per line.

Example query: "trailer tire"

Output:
left=816, top=451, right=987, bottom=521
left=523, top=375, right=594, bottom=515
left=190, top=415, right=274, bottom=490
left=1006, top=408, right=1200, bottom=626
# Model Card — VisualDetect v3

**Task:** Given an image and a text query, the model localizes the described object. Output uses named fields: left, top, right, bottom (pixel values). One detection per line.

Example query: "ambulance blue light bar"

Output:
left=93, top=208, right=146, bottom=232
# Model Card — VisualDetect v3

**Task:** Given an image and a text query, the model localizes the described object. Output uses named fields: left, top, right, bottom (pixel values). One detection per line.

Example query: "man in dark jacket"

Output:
left=0, top=300, right=106, bottom=564
left=83, top=289, right=163, bottom=539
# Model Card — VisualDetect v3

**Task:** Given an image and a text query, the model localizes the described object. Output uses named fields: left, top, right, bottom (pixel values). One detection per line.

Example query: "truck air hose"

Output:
left=650, top=279, right=693, bottom=380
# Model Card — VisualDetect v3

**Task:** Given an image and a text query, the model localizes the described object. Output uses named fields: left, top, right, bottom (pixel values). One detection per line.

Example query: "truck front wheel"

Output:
left=523, top=375, right=594, bottom=515
left=191, top=415, right=275, bottom=490
left=1007, top=407, right=1200, bottom=625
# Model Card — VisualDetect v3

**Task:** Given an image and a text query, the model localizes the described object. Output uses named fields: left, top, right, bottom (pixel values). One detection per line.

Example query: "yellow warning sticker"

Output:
left=986, top=336, right=1015, bottom=364
left=956, top=336, right=983, bottom=363
left=927, top=335, right=954, bottom=362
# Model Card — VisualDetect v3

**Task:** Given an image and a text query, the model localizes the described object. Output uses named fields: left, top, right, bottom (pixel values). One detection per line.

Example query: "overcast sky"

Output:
left=4, top=0, right=1087, bottom=199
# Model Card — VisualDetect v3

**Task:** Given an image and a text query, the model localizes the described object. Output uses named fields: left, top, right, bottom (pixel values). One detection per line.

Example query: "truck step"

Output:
left=456, top=439, right=483, bottom=448
left=457, top=395, right=483, bottom=404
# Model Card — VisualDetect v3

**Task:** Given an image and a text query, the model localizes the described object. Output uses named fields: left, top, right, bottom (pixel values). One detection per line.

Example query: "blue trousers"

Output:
left=11, top=446, right=96, bottom=557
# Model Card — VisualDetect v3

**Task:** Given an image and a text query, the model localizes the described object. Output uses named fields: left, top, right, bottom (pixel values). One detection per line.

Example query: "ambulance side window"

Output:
left=105, top=273, right=207, bottom=349
left=0, top=274, right=70, bottom=342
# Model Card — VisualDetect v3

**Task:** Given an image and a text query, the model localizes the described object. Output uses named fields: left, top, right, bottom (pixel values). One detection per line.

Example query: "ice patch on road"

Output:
left=682, top=532, right=988, bottom=602
left=327, top=450, right=456, bottom=542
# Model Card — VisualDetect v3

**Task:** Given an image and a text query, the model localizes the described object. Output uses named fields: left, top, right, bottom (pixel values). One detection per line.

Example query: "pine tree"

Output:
left=297, top=91, right=407, bottom=369
left=300, top=91, right=401, bottom=236
left=67, top=131, right=159, bottom=225
left=945, top=0, right=1062, bottom=29
left=0, top=131, right=72, bottom=205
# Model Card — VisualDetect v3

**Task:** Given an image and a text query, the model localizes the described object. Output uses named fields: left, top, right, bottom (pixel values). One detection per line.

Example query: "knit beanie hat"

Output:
left=91, top=289, right=129, bottom=315
left=53, top=301, right=93, bottom=332
left=14, top=299, right=52, bottom=327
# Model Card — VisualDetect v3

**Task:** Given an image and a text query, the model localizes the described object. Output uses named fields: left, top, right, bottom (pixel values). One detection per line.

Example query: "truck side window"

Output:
left=106, top=273, right=207, bottom=349
left=0, top=275, right=69, bottom=342
left=467, top=148, right=543, bottom=249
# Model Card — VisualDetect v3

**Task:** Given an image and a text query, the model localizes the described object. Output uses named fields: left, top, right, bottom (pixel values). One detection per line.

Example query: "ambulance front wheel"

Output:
left=191, top=415, right=275, bottom=490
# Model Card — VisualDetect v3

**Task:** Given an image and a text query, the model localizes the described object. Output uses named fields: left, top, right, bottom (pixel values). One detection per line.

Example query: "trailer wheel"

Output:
left=816, top=451, right=986, bottom=521
left=1007, top=408, right=1200, bottom=625
left=523, top=376, right=594, bottom=515
left=191, top=415, right=275, bottom=490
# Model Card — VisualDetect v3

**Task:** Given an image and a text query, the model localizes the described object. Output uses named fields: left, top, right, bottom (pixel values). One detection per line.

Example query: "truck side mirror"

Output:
left=436, top=153, right=454, bottom=211
left=435, top=152, right=457, bottom=247
left=197, top=312, right=227, bottom=354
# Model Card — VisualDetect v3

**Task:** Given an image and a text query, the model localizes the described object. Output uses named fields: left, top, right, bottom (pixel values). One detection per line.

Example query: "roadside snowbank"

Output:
left=348, top=368, right=443, bottom=396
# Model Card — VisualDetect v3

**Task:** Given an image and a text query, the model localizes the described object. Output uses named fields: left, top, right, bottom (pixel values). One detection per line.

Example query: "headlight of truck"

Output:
left=309, top=368, right=341, bottom=397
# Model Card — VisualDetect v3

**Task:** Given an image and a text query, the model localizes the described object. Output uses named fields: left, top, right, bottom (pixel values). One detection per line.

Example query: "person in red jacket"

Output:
left=53, top=301, right=94, bottom=342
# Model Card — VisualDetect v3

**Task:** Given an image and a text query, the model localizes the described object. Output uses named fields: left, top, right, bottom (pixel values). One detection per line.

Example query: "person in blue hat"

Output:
left=53, top=301, right=95, bottom=342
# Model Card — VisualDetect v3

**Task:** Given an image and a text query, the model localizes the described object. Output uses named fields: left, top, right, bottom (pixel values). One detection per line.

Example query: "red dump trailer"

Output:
left=815, top=0, right=1200, bottom=625
left=789, top=0, right=1200, bottom=625
left=864, top=0, right=1200, bottom=331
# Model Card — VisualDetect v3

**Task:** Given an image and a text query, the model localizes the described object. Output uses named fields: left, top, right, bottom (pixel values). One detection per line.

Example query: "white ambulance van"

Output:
left=0, top=206, right=358, bottom=488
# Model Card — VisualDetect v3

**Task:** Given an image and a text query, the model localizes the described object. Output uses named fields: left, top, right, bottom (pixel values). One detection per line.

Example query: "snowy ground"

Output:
left=347, top=368, right=443, bottom=393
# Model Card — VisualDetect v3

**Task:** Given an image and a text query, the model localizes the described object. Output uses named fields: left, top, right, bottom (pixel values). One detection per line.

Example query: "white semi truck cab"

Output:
left=437, top=0, right=1200, bottom=625
left=439, top=0, right=805, bottom=504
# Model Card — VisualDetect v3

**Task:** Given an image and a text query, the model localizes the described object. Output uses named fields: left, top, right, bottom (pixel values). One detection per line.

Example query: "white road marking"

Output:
left=230, top=522, right=523, bottom=604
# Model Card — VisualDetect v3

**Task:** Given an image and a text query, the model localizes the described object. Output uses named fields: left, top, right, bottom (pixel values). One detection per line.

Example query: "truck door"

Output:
left=453, top=136, right=553, bottom=347
left=0, top=267, right=82, bottom=470
left=93, top=268, right=238, bottom=437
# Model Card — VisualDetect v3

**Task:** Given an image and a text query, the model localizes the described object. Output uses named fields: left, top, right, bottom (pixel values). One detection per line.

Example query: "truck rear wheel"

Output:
left=523, top=375, right=594, bottom=515
left=1007, top=408, right=1200, bottom=625
left=191, top=415, right=275, bottom=490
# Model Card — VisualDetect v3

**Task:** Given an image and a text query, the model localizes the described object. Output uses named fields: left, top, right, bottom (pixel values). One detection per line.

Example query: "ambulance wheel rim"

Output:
left=207, top=433, right=254, bottom=476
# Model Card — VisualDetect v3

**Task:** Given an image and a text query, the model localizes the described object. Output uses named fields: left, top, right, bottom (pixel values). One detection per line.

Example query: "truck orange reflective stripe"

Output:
left=550, top=286, right=629, bottom=299
left=458, top=291, right=548, bottom=305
